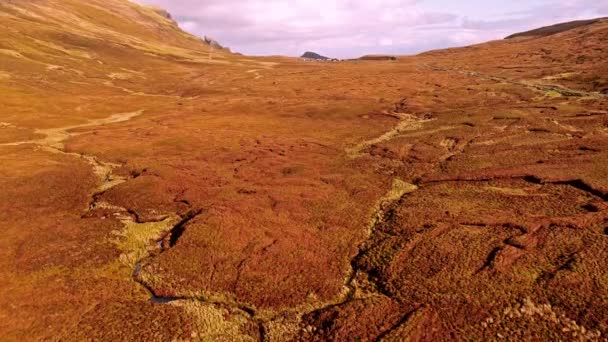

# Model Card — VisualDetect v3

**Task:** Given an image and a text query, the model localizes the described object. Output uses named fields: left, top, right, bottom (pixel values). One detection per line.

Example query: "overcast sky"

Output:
left=139, top=0, right=608, bottom=58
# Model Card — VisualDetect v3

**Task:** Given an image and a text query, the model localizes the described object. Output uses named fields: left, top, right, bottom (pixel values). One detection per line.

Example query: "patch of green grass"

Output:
left=112, top=215, right=179, bottom=267
left=174, top=301, right=257, bottom=341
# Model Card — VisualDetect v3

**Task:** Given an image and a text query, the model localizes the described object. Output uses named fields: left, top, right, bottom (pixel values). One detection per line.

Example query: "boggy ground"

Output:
left=0, top=1, right=607, bottom=340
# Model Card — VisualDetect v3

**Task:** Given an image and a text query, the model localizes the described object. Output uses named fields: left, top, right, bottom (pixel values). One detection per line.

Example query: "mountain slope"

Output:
left=0, top=0, right=255, bottom=141
left=0, top=0, right=236, bottom=81
left=422, top=18, right=608, bottom=93
left=506, top=17, right=608, bottom=39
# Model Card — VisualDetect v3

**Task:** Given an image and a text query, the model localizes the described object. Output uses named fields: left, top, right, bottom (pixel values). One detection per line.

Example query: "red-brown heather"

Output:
left=0, top=1, right=607, bottom=341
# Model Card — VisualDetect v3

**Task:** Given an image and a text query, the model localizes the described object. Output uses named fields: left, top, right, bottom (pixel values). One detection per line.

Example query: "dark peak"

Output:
left=301, top=51, right=330, bottom=60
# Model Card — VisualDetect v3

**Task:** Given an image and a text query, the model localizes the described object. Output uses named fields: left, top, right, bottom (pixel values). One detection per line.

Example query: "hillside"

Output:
left=1, top=3, right=607, bottom=341
left=506, top=17, right=608, bottom=39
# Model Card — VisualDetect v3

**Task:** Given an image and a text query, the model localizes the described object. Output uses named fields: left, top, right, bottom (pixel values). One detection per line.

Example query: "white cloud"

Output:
left=379, top=38, right=394, bottom=46
left=179, top=20, right=198, bottom=31
left=140, top=0, right=608, bottom=57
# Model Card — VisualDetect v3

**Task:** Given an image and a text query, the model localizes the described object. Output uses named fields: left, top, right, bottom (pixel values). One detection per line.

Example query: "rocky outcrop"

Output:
left=204, top=36, right=231, bottom=52
left=146, top=5, right=177, bottom=24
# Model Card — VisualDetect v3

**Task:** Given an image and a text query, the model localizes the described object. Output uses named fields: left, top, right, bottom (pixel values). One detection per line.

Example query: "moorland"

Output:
left=0, top=1, right=607, bottom=340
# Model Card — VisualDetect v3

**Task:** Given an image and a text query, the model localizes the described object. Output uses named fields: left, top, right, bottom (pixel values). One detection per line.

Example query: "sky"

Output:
left=139, top=0, right=608, bottom=58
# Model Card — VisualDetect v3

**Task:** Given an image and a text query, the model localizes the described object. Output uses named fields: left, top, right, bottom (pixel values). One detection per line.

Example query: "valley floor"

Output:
left=0, top=2, right=607, bottom=340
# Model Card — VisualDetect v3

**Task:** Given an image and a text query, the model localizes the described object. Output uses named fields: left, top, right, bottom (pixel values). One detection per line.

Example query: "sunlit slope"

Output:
left=0, top=0, right=220, bottom=67
left=421, top=18, right=608, bottom=93
left=506, top=17, right=608, bottom=39
left=0, top=0, right=248, bottom=139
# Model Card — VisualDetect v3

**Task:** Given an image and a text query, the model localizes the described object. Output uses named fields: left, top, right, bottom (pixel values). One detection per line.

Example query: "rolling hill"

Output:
left=506, top=17, right=608, bottom=39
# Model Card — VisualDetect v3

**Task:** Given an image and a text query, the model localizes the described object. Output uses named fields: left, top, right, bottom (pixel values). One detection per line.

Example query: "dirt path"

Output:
left=246, top=69, right=264, bottom=79
left=102, top=80, right=199, bottom=98
left=1, top=110, right=143, bottom=196
left=242, top=59, right=277, bottom=80
left=0, top=110, right=146, bottom=204
left=2, top=110, right=143, bottom=149
left=346, top=112, right=434, bottom=158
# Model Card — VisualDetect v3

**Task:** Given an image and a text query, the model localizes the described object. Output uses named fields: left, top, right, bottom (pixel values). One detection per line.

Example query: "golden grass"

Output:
left=172, top=301, right=257, bottom=342
left=2, top=1, right=608, bottom=339
left=346, top=114, right=432, bottom=158
left=542, top=72, right=577, bottom=80
left=113, top=215, right=179, bottom=268
left=365, top=179, right=419, bottom=248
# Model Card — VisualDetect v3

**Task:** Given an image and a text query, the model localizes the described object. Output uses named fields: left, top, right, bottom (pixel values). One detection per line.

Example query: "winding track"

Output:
left=0, top=110, right=143, bottom=197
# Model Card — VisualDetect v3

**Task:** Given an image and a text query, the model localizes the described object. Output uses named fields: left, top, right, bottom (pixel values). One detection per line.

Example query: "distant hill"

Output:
left=301, top=51, right=330, bottom=60
left=358, top=55, right=397, bottom=61
left=506, top=17, right=608, bottom=39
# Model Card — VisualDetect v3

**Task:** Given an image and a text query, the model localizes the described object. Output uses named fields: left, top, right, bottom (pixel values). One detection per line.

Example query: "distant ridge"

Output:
left=358, top=55, right=397, bottom=61
left=506, top=17, right=608, bottom=39
left=301, top=51, right=330, bottom=60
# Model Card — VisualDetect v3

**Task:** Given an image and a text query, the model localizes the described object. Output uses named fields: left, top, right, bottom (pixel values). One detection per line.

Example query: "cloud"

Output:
left=139, top=0, right=608, bottom=58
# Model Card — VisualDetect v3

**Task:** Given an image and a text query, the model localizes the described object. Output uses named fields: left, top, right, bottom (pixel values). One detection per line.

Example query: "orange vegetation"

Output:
left=0, top=1, right=607, bottom=340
